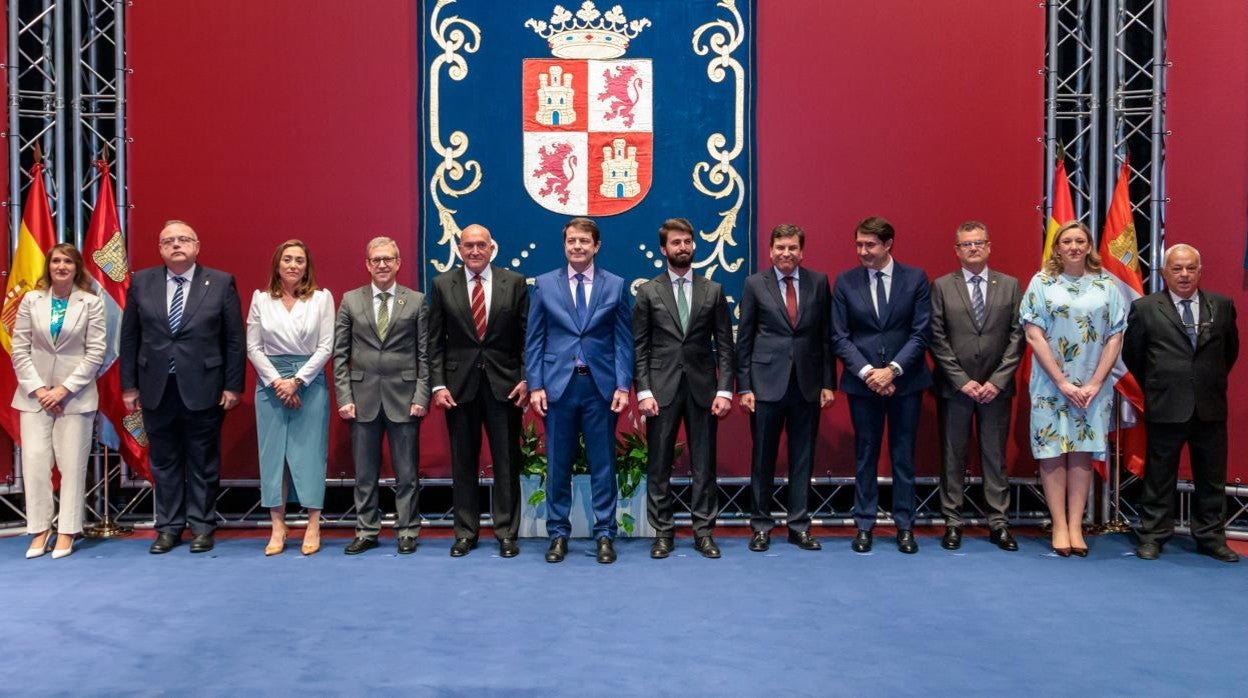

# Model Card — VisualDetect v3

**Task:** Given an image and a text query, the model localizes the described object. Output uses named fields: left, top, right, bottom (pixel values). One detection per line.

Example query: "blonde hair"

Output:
left=1043, top=220, right=1102, bottom=277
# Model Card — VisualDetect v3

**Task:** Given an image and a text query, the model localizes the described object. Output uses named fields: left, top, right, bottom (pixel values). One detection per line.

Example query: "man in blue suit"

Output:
left=526, top=217, right=633, bottom=564
left=832, top=216, right=932, bottom=554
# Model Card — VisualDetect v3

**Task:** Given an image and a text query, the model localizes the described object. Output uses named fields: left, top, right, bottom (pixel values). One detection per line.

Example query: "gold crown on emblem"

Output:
left=91, top=230, right=130, bottom=283
left=526, top=1, right=650, bottom=60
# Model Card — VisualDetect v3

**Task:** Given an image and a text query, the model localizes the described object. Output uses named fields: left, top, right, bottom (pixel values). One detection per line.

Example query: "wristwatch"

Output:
left=888, top=364, right=902, bottom=378
left=293, top=377, right=305, bottom=387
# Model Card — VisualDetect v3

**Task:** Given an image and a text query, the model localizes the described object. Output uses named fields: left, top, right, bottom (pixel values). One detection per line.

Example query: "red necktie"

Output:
left=471, top=274, right=487, bottom=339
left=784, top=276, right=798, bottom=327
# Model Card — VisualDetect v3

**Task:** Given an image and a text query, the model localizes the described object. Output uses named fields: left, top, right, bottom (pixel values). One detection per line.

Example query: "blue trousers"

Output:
left=544, top=372, right=619, bottom=539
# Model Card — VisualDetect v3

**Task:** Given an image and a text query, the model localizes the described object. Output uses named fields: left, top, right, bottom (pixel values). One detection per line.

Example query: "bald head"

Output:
left=458, top=224, right=495, bottom=274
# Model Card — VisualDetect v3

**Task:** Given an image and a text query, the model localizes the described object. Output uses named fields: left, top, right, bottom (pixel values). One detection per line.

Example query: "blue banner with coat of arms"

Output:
left=419, top=0, right=755, bottom=312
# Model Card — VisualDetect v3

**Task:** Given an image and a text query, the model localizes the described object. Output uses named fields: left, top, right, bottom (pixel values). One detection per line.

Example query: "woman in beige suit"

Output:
left=10, top=243, right=106, bottom=559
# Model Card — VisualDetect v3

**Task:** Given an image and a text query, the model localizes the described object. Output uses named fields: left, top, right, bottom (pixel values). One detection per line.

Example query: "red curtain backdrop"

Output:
left=0, top=20, right=11, bottom=484
left=126, top=1, right=1042, bottom=480
left=1165, top=0, right=1248, bottom=482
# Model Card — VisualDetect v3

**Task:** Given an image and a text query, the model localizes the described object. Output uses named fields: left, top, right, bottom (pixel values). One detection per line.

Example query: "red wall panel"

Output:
left=126, top=1, right=1042, bottom=480
left=1165, top=0, right=1248, bottom=482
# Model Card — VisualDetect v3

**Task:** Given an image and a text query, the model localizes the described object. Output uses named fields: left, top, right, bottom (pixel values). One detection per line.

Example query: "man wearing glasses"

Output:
left=120, top=220, right=246, bottom=554
left=333, top=237, right=430, bottom=555
left=928, top=221, right=1023, bottom=552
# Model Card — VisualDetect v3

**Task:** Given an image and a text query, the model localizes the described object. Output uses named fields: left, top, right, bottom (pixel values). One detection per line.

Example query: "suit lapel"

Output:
left=762, top=268, right=788, bottom=328
left=1196, top=291, right=1214, bottom=351
left=856, top=267, right=878, bottom=328
left=582, top=270, right=606, bottom=329
left=484, top=265, right=506, bottom=337
left=795, top=268, right=813, bottom=327
left=877, top=266, right=896, bottom=327
left=654, top=273, right=682, bottom=334
left=555, top=268, right=581, bottom=330
left=33, top=293, right=53, bottom=344
left=950, top=271, right=974, bottom=324
left=980, top=270, right=1001, bottom=327
left=58, top=291, right=86, bottom=344
left=452, top=270, right=478, bottom=342
left=689, top=275, right=710, bottom=334
left=177, top=268, right=210, bottom=331
left=363, top=286, right=381, bottom=341
left=1157, top=293, right=1186, bottom=339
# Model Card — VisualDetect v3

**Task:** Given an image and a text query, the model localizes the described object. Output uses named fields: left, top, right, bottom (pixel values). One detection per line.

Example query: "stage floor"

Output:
left=2, top=530, right=1245, bottom=695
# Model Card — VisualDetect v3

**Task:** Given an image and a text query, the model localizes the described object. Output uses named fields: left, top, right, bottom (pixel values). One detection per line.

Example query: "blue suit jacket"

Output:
left=525, top=266, right=633, bottom=402
left=831, top=261, right=933, bottom=396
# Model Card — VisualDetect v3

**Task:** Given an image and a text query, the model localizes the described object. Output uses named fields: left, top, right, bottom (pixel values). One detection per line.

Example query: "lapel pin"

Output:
left=397, top=299, right=406, bottom=306
left=205, top=279, right=211, bottom=286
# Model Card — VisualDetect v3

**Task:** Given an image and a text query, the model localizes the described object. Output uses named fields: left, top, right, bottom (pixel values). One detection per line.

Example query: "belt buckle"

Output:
left=575, top=365, right=590, bottom=376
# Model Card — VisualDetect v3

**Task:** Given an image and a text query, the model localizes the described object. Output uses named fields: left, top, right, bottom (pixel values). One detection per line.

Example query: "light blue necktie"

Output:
left=168, top=275, right=186, bottom=373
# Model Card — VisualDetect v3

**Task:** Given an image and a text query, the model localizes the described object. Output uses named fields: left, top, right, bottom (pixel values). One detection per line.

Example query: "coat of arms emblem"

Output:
left=523, top=2, right=653, bottom=215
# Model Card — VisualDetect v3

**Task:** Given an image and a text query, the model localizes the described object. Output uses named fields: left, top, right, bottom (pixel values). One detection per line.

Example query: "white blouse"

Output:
left=245, top=288, right=335, bottom=387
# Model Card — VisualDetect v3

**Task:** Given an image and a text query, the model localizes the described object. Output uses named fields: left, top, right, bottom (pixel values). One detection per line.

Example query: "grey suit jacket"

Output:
left=929, top=268, right=1024, bottom=398
left=632, top=272, right=735, bottom=408
left=332, top=284, right=430, bottom=423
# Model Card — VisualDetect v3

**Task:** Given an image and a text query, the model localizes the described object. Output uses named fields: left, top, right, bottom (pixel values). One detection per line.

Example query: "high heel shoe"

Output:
left=1070, top=545, right=1088, bottom=557
left=26, top=531, right=51, bottom=559
left=265, top=528, right=287, bottom=556
left=1052, top=546, right=1072, bottom=557
left=51, top=535, right=75, bottom=559
left=301, top=530, right=321, bottom=556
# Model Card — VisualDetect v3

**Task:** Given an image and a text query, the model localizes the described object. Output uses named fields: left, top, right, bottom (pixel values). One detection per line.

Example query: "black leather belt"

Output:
left=574, top=365, right=591, bottom=375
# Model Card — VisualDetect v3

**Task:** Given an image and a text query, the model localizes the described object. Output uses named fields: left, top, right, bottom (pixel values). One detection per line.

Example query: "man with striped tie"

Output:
left=928, top=221, right=1023, bottom=552
left=428, top=224, right=529, bottom=558
left=120, top=220, right=246, bottom=554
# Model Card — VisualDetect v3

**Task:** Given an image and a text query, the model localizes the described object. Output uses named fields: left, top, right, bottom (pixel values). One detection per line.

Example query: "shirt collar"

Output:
left=372, top=283, right=397, bottom=298
left=568, top=263, right=595, bottom=281
left=876, top=258, right=895, bottom=277
left=962, top=266, right=989, bottom=283
left=167, top=264, right=196, bottom=282
left=464, top=265, right=491, bottom=283
left=772, top=266, right=800, bottom=283
left=668, top=268, right=693, bottom=284
left=1169, top=289, right=1199, bottom=307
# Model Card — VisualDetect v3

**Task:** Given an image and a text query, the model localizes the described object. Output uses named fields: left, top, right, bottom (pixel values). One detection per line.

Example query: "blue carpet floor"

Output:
left=1, top=532, right=1245, bottom=696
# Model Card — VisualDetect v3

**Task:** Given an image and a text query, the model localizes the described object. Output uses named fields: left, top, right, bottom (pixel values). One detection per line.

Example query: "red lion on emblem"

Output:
left=597, top=65, right=643, bottom=128
left=532, top=142, right=577, bottom=205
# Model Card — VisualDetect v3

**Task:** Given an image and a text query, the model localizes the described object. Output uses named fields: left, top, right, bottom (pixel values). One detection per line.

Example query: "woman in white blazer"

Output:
left=10, top=243, right=106, bottom=559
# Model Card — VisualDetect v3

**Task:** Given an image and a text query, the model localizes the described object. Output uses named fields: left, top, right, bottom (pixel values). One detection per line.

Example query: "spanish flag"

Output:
left=0, top=163, right=58, bottom=443
left=1042, top=157, right=1076, bottom=260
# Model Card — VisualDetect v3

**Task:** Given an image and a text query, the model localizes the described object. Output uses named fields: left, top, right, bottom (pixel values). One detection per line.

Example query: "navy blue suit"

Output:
left=831, top=261, right=932, bottom=530
left=525, top=266, right=633, bottom=539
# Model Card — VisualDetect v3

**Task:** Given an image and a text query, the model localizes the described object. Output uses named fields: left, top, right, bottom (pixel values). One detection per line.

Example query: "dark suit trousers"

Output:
left=544, top=372, right=619, bottom=539
left=937, top=393, right=1011, bottom=529
left=446, top=369, right=523, bottom=540
left=144, top=375, right=223, bottom=536
left=646, top=376, right=718, bottom=537
left=749, top=371, right=818, bottom=533
left=1137, top=417, right=1229, bottom=548
left=849, top=391, right=921, bottom=531
left=351, top=416, right=421, bottom=539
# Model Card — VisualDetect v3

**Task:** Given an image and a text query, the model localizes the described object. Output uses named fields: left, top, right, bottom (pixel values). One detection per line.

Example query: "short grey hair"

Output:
left=366, top=236, right=400, bottom=258
left=955, top=221, right=988, bottom=241
left=1164, top=243, right=1201, bottom=267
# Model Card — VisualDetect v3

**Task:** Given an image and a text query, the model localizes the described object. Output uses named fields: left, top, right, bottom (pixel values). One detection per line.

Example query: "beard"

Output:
left=666, top=252, right=692, bottom=270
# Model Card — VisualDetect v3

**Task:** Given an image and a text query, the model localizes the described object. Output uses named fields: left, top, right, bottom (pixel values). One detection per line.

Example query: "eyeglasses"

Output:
left=956, top=240, right=989, bottom=249
left=159, top=236, right=198, bottom=247
left=367, top=256, right=398, bottom=267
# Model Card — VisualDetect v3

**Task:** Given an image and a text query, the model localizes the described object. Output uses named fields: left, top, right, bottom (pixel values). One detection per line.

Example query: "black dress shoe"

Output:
left=694, top=535, right=721, bottom=559
left=545, top=537, right=567, bottom=563
left=149, top=532, right=181, bottom=555
left=344, top=537, right=379, bottom=555
left=1135, top=541, right=1161, bottom=560
left=650, top=536, right=674, bottom=559
left=596, top=536, right=617, bottom=564
left=748, top=530, right=770, bottom=552
left=941, top=526, right=962, bottom=550
left=397, top=536, right=418, bottom=555
left=787, top=530, right=822, bottom=551
left=189, top=533, right=215, bottom=553
left=990, top=527, right=1019, bottom=552
left=852, top=530, right=873, bottom=553
left=498, top=538, right=519, bottom=558
left=1196, top=543, right=1240, bottom=563
left=449, top=538, right=477, bottom=557
left=896, top=529, right=918, bottom=554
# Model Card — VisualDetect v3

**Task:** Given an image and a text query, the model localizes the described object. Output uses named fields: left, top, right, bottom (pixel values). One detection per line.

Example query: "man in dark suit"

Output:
left=1123, top=244, right=1239, bottom=563
left=737, top=224, right=836, bottom=553
left=120, top=220, right=245, bottom=554
left=832, top=215, right=932, bottom=554
left=633, top=218, right=735, bottom=559
left=429, top=224, right=528, bottom=558
left=929, top=221, right=1023, bottom=552
left=526, top=217, right=633, bottom=564
left=333, top=236, right=430, bottom=555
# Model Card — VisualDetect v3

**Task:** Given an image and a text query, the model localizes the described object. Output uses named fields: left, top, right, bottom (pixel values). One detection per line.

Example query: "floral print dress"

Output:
left=1019, top=272, right=1126, bottom=459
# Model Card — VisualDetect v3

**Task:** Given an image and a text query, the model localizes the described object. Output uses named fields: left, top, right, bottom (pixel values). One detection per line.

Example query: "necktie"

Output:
left=168, top=276, right=187, bottom=373
left=574, top=273, right=588, bottom=326
left=1181, top=299, right=1197, bottom=349
left=471, top=274, right=487, bottom=339
left=675, top=277, right=690, bottom=332
left=970, top=275, right=985, bottom=328
left=875, top=270, right=888, bottom=319
left=783, top=276, right=797, bottom=327
left=377, top=291, right=391, bottom=340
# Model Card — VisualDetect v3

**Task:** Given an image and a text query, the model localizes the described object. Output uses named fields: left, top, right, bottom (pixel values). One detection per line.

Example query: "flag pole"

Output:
left=83, top=444, right=133, bottom=538
left=1095, top=391, right=1132, bottom=534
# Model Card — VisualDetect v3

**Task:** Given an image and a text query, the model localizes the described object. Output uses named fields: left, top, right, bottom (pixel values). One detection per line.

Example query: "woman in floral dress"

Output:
left=1019, top=221, right=1125, bottom=556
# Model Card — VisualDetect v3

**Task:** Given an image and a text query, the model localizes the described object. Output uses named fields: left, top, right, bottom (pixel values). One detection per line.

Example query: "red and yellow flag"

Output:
left=0, top=163, right=57, bottom=443
left=85, top=159, right=150, bottom=480
left=1042, top=157, right=1076, bottom=261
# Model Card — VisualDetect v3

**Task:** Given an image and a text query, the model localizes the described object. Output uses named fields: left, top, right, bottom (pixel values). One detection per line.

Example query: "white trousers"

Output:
left=21, top=409, right=94, bottom=535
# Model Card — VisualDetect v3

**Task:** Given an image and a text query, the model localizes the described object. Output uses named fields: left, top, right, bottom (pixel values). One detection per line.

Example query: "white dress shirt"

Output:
left=246, top=288, right=335, bottom=386
left=772, top=266, right=799, bottom=307
left=166, top=264, right=198, bottom=313
left=963, top=265, right=990, bottom=297
left=1169, top=289, right=1201, bottom=326
left=567, top=263, right=595, bottom=306
left=464, top=265, right=493, bottom=317
left=371, top=283, right=396, bottom=323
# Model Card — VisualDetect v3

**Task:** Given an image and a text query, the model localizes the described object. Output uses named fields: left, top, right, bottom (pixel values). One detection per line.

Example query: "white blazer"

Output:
left=10, top=288, right=106, bottom=414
